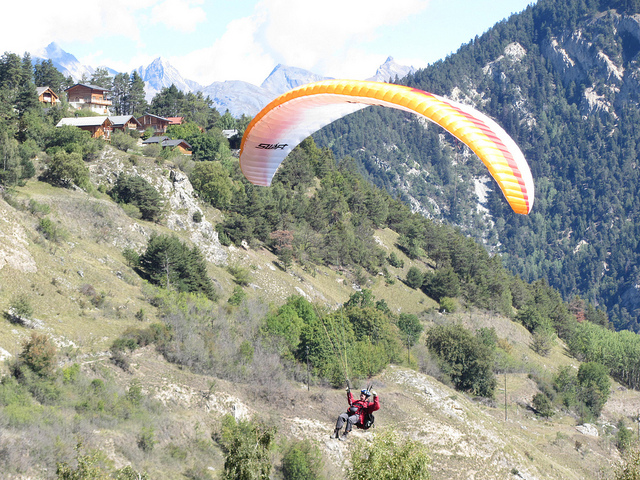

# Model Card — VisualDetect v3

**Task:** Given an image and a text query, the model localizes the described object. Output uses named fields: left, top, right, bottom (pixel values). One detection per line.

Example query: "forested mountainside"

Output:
left=313, top=0, right=640, bottom=332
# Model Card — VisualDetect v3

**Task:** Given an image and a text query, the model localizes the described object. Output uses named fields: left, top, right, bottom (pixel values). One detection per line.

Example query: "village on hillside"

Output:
left=39, top=83, right=238, bottom=155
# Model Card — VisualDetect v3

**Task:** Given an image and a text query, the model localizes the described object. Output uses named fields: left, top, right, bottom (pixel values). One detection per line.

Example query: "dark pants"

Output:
left=335, top=413, right=359, bottom=433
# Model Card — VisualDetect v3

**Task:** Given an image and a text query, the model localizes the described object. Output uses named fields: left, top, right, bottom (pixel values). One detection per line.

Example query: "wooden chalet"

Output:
left=56, top=116, right=113, bottom=139
left=137, top=114, right=170, bottom=134
left=162, top=139, right=192, bottom=155
left=36, top=86, right=59, bottom=105
left=143, top=136, right=192, bottom=155
left=109, top=115, right=142, bottom=132
left=65, top=84, right=112, bottom=115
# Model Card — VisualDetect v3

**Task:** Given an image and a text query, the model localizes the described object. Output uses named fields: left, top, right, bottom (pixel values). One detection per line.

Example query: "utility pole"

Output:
left=504, top=372, right=508, bottom=421
left=306, top=345, right=310, bottom=392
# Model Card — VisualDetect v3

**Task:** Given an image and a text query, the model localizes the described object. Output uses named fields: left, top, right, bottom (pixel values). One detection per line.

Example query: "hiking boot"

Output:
left=330, top=428, right=340, bottom=439
left=339, top=433, right=348, bottom=441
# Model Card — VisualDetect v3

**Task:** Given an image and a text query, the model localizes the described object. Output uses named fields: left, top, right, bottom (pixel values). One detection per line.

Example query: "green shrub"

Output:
left=139, top=233, right=217, bottom=300
left=10, top=293, right=33, bottom=318
left=111, top=130, right=137, bottom=152
left=405, top=266, right=423, bottom=289
left=438, top=297, right=458, bottom=313
left=347, top=430, right=431, bottom=480
left=216, top=415, right=276, bottom=480
left=422, top=267, right=460, bottom=302
left=122, top=247, right=140, bottom=267
left=531, top=326, right=555, bottom=356
left=55, top=441, right=111, bottom=479
left=616, top=418, right=634, bottom=453
left=282, top=440, right=324, bottom=480
left=615, top=446, right=640, bottom=480
left=217, top=229, right=231, bottom=246
left=532, top=392, right=554, bottom=418
left=577, top=362, right=611, bottom=418
left=396, top=313, right=423, bottom=348
left=38, top=217, right=67, bottom=242
left=40, top=150, right=90, bottom=189
left=62, top=363, right=80, bottom=384
left=126, top=380, right=144, bottom=407
left=137, top=427, right=156, bottom=453
left=387, top=251, right=404, bottom=268
left=143, top=143, right=161, bottom=157
left=227, top=264, right=251, bottom=286
left=28, top=199, right=50, bottom=216
left=426, top=324, right=496, bottom=397
left=228, top=285, right=246, bottom=306
left=45, top=125, right=103, bottom=160
left=18, top=332, right=57, bottom=378
left=190, top=161, right=234, bottom=209
left=110, top=174, right=164, bottom=222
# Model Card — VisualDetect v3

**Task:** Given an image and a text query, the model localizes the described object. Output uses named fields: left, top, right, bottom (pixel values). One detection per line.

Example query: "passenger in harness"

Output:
left=330, top=387, right=380, bottom=441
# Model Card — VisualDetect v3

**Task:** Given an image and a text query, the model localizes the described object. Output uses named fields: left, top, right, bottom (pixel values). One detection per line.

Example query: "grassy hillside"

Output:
left=0, top=144, right=635, bottom=479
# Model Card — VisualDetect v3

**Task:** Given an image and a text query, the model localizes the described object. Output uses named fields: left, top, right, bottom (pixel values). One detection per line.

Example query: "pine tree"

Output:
left=112, top=72, right=130, bottom=115
left=128, top=71, right=148, bottom=116
left=33, top=59, right=67, bottom=94
left=90, top=66, right=112, bottom=89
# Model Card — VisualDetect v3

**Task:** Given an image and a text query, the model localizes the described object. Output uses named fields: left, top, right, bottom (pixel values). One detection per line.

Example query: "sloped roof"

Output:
left=138, top=113, right=170, bottom=122
left=109, top=115, right=142, bottom=127
left=65, top=83, right=111, bottom=93
left=141, top=136, right=191, bottom=150
left=36, top=86, right=58, bottom=97
left=142, top=136, right=170, bottom=144
left=163, top=139, right=192, bottom=149
left=56, top=116, right=112, bottom=127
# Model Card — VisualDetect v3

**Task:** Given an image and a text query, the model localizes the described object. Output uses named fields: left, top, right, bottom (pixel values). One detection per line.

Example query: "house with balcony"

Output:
left=65, top=84, right=112, bottom=115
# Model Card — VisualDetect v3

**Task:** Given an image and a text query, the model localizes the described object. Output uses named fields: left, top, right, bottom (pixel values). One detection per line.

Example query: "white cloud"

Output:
left=172, top=13, right=275, bottom=86
left=172, top=0, right=429, bottom=85
left=0, top=0, right=159, bottom=55
left=257, top=0, right=429, bottom=72
left=150, top=0, right=207, bottom=32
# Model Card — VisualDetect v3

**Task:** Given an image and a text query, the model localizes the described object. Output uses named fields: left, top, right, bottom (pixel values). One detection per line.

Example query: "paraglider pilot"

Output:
left=331, top=386, right=379, bottom=441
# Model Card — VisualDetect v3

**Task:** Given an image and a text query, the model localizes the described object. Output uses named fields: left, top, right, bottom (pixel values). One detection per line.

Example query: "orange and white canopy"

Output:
left=240, top=79, right=534, bottom=214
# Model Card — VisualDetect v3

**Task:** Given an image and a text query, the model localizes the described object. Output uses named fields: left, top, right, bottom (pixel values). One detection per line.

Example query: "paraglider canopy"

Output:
left=239, top=79, right=534, bottom=214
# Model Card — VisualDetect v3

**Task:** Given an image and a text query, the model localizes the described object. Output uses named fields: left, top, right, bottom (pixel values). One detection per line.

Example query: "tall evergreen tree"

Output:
left=16, top=53, right=38, bottom=116
left=112, top=72, right=130, bottom=115
left=90, top=66, right=112, bottom=90
left=128, top=71, right=148, bottom=116
left=33, top=59, right=67, bottom=94
left=150, top=84, right=184, bottom=117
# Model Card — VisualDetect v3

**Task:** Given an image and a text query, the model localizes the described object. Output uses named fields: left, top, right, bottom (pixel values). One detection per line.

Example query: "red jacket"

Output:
left=346, top=390, right=380, bottom=425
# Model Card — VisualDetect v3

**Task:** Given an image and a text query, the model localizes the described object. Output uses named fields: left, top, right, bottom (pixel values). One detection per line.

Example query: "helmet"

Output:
left=360, top=389, right=370, bottom=397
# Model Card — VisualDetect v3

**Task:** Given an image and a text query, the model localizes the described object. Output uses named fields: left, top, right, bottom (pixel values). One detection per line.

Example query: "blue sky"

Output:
left=7, top=0, right=535, bottom=86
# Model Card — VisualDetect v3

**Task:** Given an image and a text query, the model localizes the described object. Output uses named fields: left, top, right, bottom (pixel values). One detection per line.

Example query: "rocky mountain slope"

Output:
left=311, top=1, right=640, bottom=331
left=0, top=144, right=635, bottom=479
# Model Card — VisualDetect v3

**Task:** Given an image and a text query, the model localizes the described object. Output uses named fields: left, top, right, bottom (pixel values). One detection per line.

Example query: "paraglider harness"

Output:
left=347, top=382, right=376, bottom=430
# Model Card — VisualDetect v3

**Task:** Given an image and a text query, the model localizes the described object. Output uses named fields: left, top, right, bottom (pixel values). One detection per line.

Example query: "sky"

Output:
left=5, top=0, right=535, bottom=86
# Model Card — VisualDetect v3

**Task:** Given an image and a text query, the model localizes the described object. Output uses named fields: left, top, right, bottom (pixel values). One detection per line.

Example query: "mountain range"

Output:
left=311, top=0, right=640, bottom=331
left=33, top=42, right=415, bottom=117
